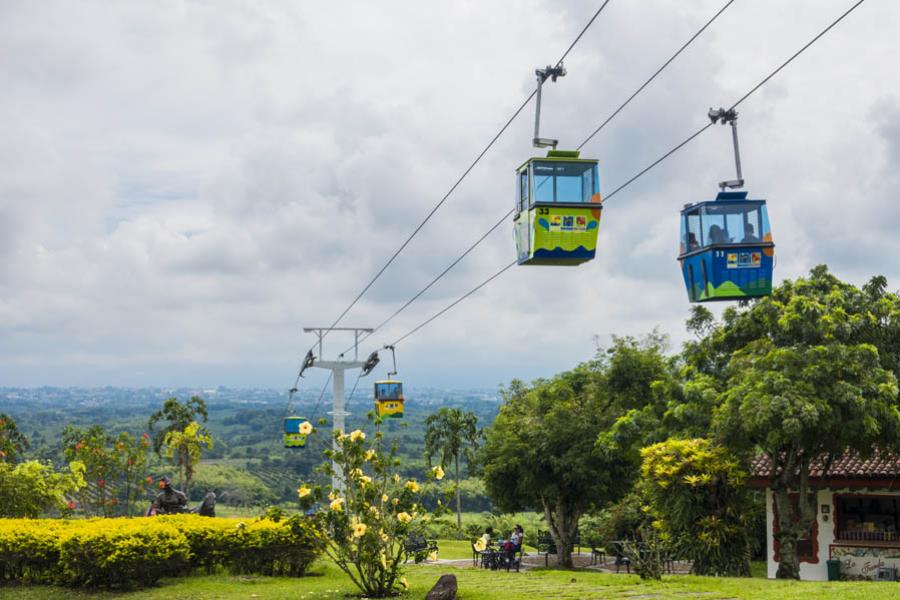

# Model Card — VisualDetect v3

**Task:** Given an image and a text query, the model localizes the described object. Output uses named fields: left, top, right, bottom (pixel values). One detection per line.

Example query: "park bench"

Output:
left=404, top=533, right=438, bottom=561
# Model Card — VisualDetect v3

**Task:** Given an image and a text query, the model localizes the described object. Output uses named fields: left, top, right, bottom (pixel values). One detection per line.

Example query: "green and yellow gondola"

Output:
left=283, top=416, right=312, bottom=448
left=514, top=149, right=602, bottom=266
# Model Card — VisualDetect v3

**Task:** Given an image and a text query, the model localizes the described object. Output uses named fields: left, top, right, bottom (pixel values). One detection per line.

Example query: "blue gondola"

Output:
left=678, top=191, right=774, bottom=301
left=678, top=108, right=775, bottom=302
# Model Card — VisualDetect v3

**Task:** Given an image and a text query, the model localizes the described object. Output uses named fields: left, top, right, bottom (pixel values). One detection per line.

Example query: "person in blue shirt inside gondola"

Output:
left=742, top=222, right=760, bottom=243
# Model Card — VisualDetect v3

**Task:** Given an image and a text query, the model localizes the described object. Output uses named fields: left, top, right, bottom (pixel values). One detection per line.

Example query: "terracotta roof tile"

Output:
left=750, top=450, right=900, bottom=479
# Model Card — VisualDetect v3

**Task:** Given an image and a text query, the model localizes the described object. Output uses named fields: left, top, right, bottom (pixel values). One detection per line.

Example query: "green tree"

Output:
left=484, top=370, right=616, bottom=565
left=62, top=424, right=120, bottom=517
left=0, top=459, right=86, bottom=518
left=148, top=396, right=208, bottom=456
left=113, top=431, right=152, bottom=515
left=640, top=438, right=755, bottom=576
left=423, top=407, right=480, bottom=537
left=482, top=336, right=678, bottom=567
left=596, top=333, right=683, bottom=462
left=700, top=267, right=900, bottom=579
left=0, top=413, right=29, bottom=463
left=163, top=421, right=213, bottom=498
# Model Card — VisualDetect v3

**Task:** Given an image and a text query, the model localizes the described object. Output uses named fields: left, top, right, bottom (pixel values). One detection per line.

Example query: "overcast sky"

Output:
left=1, top=0, right=898, bottom=391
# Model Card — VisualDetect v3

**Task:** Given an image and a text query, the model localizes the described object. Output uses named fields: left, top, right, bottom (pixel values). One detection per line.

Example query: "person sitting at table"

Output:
left=481, top=526, right=494, bottom=547
left=510, top=524, right=524, bottom=551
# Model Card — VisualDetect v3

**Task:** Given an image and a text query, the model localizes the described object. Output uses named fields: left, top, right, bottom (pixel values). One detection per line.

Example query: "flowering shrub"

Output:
left=297, top=426, right=443, bottom=597
left=0, top=515, right=323, bottom=588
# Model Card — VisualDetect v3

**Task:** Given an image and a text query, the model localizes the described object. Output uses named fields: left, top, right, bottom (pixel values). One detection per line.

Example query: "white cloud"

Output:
left=1, top=0, right=898, bottom=388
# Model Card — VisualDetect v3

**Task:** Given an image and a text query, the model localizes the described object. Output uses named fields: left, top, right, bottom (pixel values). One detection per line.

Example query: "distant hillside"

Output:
left=1, top=386, right=500, bottom=508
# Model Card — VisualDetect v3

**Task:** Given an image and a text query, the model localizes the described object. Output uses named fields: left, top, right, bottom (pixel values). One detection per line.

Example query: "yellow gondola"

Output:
left=374, top=380, right=404, bottom=419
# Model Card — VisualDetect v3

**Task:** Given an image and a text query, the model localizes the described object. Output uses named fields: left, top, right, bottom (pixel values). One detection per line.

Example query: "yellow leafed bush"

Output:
left=0, top=519, right=73, bottom=582
left=59, top=519, right=190, bottom=588
left=0, top=514, right=323, bottom=589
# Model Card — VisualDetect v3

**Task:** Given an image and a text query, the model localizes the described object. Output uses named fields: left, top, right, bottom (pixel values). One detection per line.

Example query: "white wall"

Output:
left=766, top=487, right=900, bottom=581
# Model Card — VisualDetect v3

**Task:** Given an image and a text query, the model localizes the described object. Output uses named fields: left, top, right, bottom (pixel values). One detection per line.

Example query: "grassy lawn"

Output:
left=4, top=549, right=899, bottom=600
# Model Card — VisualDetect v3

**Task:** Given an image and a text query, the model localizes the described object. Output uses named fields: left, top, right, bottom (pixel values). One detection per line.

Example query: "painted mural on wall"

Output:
left=830, top=545, right=900, bottom=579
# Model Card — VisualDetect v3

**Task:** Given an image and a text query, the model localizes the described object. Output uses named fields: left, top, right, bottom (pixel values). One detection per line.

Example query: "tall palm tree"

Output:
left=424, top=407, right=480, bottom=537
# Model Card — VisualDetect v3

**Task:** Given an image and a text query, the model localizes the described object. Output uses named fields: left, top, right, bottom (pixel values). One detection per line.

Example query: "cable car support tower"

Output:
left=302, top=326, right=372, bottom=490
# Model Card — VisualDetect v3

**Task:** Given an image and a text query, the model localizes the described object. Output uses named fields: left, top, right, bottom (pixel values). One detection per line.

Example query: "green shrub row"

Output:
left=0, top=514, right=323, bottom=589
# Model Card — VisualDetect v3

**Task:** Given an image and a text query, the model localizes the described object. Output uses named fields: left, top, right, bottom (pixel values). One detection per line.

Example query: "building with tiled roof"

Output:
left=747, top=450, right=900, bottom=582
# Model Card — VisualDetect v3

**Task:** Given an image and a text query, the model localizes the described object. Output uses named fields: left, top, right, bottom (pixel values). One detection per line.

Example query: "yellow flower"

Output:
left=329, top=497, right=344, bottom=512
left=474, top=539, right=486, bottom=552
left=428, top=550, right=438, bottom=561
left=399, top=577, right=409, bottom=590
left=299, top=421, right=313, bottom=435
left=349, top=429, right=366, bottom=442
left=369, top=505, right=380, bottom=516
left=236, top=521, right=247, bottom=530
left=432, top=465, right=445, bottom=480
left=297, top=486, right=311, bottom=499
left=360, top=475, right=373, bottom=485
left=352, top=521, right=367, bottom=538
left=392, top=498, right=400, bottom=506
left=396, top=511, right=412, bottom=524
left=393, top=474, right=401, bottom=483
left=381, top=494, right=389, bottom=503
left=328, top=491, right=338, bottom=501
left=364, top=449, right=376, bottom=461
left=405, top=480, right=420, bottom=493
left=350, top=468, right=364, bottom=479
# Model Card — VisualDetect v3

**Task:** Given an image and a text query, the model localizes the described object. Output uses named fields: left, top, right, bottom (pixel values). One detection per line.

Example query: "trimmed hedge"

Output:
left=0, top=514, right=322, bottom=589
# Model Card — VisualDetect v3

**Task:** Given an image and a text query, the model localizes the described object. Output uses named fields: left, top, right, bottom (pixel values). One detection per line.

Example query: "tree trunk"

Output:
left=454, top=455, right=462, bottom=539
left=184, top=447, right=193, bottom=499
left=772, top=452, right=816, bottom=580
left=542, top=496, right=580, bottom=568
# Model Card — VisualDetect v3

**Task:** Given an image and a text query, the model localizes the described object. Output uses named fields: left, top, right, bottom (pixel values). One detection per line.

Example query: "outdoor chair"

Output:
left=612, top=541, right=631, bottom=574
left=497, top=544, right=523, bottom=572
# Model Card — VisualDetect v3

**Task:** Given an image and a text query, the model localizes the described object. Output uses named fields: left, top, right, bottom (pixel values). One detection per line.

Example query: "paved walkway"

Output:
left=423, top=552, right=693, bottom=574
